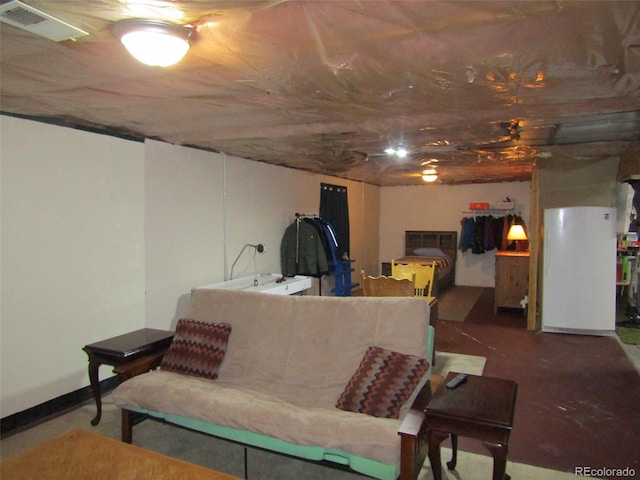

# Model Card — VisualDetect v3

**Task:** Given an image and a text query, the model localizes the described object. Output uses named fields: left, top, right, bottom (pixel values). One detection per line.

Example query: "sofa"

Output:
left=111, top=288, right=435, bottom=480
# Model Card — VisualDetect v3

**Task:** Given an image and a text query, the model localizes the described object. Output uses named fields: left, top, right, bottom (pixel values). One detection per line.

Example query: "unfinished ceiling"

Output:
left=1, top=0, right=639, bottom=186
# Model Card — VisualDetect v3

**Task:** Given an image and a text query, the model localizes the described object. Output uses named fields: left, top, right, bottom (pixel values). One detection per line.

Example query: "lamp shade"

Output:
left=507, top=224, right=527, bottom=241
left=113, top=19, right=192, bottom=67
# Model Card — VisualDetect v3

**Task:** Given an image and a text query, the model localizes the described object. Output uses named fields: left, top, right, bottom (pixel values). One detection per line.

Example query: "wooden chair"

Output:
left=391, top=260, right=436, bottom=298
left=361, top=270, right=439, bottom=364
left=391, top=261, right=439, bottom=331
left=360, top=270, right=416, bottom=297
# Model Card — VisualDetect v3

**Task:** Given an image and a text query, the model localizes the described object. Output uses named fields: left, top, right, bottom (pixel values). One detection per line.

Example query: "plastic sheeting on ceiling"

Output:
left=1, top=0, right=639, bottom=185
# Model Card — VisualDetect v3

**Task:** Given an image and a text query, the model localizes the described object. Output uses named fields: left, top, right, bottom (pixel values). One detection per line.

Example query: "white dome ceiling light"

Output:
left=112, top=19, right=192, bottom=67
left=421, top=168, right=438, bottom=183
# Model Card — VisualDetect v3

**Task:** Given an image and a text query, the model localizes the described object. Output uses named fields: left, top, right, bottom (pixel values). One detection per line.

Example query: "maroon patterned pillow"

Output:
left=336, top=346, right=429, bottom=419
left=160, top=319, right=231, bottom=380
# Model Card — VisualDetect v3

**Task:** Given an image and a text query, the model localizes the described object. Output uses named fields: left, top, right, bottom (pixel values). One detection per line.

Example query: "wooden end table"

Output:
left=83, top=328, right=174, bottom=426
left=425, top=372, right=517, bottom=480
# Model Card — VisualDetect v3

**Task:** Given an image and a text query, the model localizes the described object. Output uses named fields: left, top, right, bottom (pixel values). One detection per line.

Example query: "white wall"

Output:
left=1, top=117, right=146, bottom=417
left=1, top=114, right=534, bottom=418
left=145, top=146, right=378, bottom=328
left=143, top=140, right=225, bottom=329
left=379, top=182, right=531, bottom=287
left=0, top=116, right=380, bottom=417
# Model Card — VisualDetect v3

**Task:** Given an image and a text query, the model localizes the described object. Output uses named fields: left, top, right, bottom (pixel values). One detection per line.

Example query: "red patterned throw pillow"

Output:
left=160, top=319, right=232, bottom=380
left=336, top=346, right=429, bottom=419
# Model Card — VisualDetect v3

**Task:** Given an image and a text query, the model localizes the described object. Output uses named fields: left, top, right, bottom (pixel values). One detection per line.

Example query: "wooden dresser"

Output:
left=494, top=251, right=529, bottom=312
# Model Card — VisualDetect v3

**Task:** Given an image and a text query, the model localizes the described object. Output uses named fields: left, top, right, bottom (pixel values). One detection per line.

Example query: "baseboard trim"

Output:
left=1, top=377, right=119, bottom=437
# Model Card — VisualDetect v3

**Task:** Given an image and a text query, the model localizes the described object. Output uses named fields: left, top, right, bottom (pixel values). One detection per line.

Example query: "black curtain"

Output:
left=319, top=183, right=350, bottom=259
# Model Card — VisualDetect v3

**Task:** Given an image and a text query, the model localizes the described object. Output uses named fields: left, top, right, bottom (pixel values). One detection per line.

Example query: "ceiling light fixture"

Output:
left=385, top=146, right=409, bottom=158
left=112, top=18, right=192, bottom=67
left=421, top=168, right=438, bottom=183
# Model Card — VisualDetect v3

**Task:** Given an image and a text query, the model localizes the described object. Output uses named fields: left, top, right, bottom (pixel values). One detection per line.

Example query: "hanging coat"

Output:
left=280, top=220, right=329, bottom=276
left=311, top=217, right=340, bottom=268
left=472, top=216, right=486, bottom=254
left=459, top=217, right=475, bottom=252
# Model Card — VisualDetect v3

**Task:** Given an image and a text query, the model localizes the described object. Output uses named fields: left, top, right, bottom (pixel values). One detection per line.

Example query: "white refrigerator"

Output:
left=542, top=206, right=617, bottom=336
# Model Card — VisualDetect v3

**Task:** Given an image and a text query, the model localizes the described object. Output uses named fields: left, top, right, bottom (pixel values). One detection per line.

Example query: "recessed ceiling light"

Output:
left=385, top=146, right=409, bottom=158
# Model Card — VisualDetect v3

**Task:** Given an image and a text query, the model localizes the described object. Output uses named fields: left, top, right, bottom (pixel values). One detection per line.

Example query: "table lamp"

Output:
left=507, top=224, right=528, bottom=251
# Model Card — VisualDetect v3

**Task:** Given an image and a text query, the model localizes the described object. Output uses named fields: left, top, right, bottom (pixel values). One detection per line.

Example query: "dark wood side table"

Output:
left=83, top=328, right=174, bottom=426
left=425, top=372, right=517, bottom=480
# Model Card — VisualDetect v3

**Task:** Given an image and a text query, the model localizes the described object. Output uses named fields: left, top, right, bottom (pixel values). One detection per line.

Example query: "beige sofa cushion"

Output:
left=185, top=289, right=430, bottom=409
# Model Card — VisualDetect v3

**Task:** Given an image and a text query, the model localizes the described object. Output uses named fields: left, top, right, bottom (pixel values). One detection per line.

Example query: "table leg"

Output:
left=427, top=429, right=451, bottom=480
left=483, top=441, right=509, bottom=480
left=87, top=357, right=102, bottom=426
left=446, top=433, right=458, bottom=470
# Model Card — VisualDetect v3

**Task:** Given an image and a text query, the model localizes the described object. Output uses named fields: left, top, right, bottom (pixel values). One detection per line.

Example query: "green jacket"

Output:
left=280, top=220, right=329, bottom=276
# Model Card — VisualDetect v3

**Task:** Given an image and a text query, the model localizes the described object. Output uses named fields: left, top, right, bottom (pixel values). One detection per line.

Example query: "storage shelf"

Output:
left=463, top=209, right=515, bottom=214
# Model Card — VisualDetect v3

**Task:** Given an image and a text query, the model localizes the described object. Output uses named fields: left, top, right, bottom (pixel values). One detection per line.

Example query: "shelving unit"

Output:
left=617, top=248, right=636, bottom=289
left=463, top=208, right=515, bottom=215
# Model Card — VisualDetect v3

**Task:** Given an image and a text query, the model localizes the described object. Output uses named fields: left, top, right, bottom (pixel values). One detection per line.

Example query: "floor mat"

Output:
left=432, top=351, right=486, bottom=377
left=438, top=286, right=484, bottom=321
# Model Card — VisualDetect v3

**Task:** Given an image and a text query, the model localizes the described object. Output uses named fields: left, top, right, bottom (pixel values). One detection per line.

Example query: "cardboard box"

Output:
left=495, top=201, right=514, bottom=209
left=469, top=202, right=489, bottom=210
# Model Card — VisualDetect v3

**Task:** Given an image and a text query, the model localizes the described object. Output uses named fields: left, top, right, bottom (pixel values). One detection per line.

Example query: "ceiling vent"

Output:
left=0, top=0, right=88, bottom=42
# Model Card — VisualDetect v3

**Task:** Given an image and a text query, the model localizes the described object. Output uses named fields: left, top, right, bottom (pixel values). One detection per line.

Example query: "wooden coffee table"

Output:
left=425, top=372, right=517, bottom=480
left=83, top=328, right=174, bottom=425
left=1, top=429, right=241, bottom=480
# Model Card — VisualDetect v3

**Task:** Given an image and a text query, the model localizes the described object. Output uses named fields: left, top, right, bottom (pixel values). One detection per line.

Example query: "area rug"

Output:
left=430, top=351, right=486, bottom=392
left=438, top=286, right=484, bottom=321
left=432, top=351, right=486, bottom=377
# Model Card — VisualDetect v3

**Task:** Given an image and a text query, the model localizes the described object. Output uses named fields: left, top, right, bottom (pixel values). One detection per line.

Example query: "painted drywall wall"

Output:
left=144, top=143, right=378, bottom=329
left=1, top=116, right=146, bottom=417
left=379, top=182, right=532, bottom=287
left=2, top=114, right=540, bottom=417
left=1, top=117, right=380, bottom=417
left=143, top=140, right=225, bottom=329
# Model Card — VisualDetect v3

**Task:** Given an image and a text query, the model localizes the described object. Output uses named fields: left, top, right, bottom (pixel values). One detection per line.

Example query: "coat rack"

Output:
left=289, top=212, right=356, bottom=296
